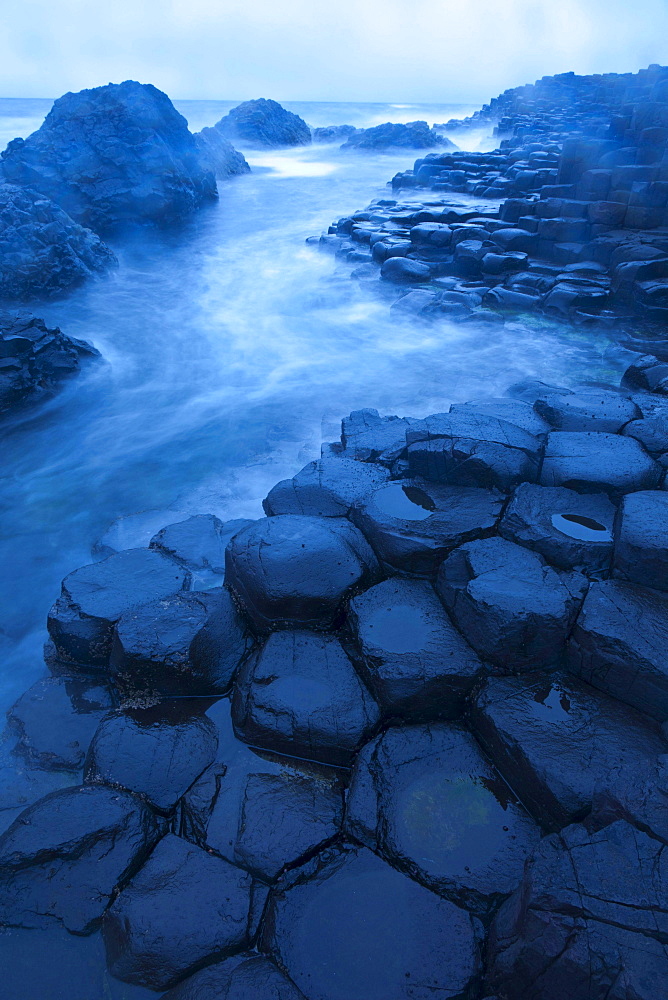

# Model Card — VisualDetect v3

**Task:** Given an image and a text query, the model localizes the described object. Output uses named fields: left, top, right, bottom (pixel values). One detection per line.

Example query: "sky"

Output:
left=0, top=0, right=667, bottom=104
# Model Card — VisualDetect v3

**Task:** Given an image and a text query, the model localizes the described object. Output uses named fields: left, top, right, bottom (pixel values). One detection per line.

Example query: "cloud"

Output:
left=0, top=0, right=666, bottom=103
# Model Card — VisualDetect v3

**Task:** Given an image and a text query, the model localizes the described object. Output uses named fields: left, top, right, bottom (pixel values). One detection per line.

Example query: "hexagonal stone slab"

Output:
left=437, top=537, right=587, bottom=670
left=569, top=579, right=668, bottom=721
left=225, top=515, right=380, bottom=631
left=540, top=431, right=662, bottom=497
left=0, top=785, right=163, bottom=933
left=613, top=490, right=668, bottom=591
left=47, top=549, right=190, bottom=668
left=263, top=457, right=389, bottom=517
left=84, top=702, right=218, bottom=813
left=340, top=408, right=418, bottom=464
left=500, top=483, right=615, bottom=577
left=150, top=514, right=254, bottom=589
left=450, top=397, right=551, bottom=437
left=110, top=589, right=251, bottom=698
left=232, top=631, right=380, bottom=766
left=8, top=676, right=112, bottom=771
left=350, top=479, right=504, bottom=574
left=348, top=577, right=484, bottom=718
left=262, top=844, right=481, bottom=1000
left=488, top=821, right=668, bottom=1000
left=533, top=388, right=640, bottom=433
left=104, top=834, right=258, bottom=990
left=161, top=954, right=306, bottom=999
left=470, top=672, right=667, bottom=831
left=346, top=723, right=539, bottom=916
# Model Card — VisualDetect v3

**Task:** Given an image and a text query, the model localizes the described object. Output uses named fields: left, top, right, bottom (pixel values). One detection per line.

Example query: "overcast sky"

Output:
left=1, top=0, right=667, bottom=104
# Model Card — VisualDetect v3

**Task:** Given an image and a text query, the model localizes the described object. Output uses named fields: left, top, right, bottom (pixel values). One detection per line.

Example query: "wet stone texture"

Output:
left=347, top=577, right=484, bottom=718
left=149, top=513, right=248, bottom=588
left=263, top=457, right=390, bottom=518
left=345, top=723, right=540, bottom=917
left=161, top=953, right=306, bottom=999
left=613, top=489, right=668, bottom=591
left=261, top=844, right=482, bottom=1000
left=540, top=430, right=663, bottom=496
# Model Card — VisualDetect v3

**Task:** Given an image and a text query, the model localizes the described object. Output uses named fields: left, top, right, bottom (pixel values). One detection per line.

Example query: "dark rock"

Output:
left=340, top=407, right=418, bottom=464
left=471, top=671, right=667, bottom=831
left=0, top=185, right=116, bottom=300
left=161, top=953, right=306, bottom=999
left=110, top=588, right=251, bottom=698
left=613, top=489, right=668, bottom=591
left=436, top=537, right=587, bottom=670
left=409, top=222, right=452, bottom=246
left=450, top=397, right=551, bottom=437
left=621, top=354, right=668, bottom=394
left=312, top=125, right=358, bottom=143
left=0, top=784, right=163, bottom=933
left=261, top=844, right=481, bottom=1000
left=499, top=483, right=615, bottom=577
left=346, top=723, right=540, bottom=916
left=533, top=388, right=640, bottom=432
left=211, top=99, right=311, bottom=148
left=0, top=725, right=78, bottom=837
left=150, top=514, right=255, bottom=588
left=104, top=833, right=257, bottom=989
left=8, top=676, right=112, bottom=771
left=623, top=411, right=668, bottom=453
left=347, top=577, right=484, bottom=718
left=487, top=821, right=668, bottom=1000
left=341, top=121, right=456, bottom=151
left=406, top=410, right=542, bottom=491
left=263, top=457, right=389, bottom=518
left=232, top=630, right=379, bottom=766
left=350, top=479, right=504, bottom=575
left=540, top=431, right=662, bottom=496
left=193, top=129, right=250, bottom=177
left=47, top=548, right=191, bottom=669
left=569, top=578, right=668, bottom=721
left=380, top=256, right=431, bottom=283
left=224, top=515, right=380, bottom=632
left=1, top=81, right=217, bottom=231
left=84, top=702, right=218, bottom=813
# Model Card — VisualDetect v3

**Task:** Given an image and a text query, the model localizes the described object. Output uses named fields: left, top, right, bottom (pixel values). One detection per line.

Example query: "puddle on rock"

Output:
left=551, top=512, right=611, bottom=541
left=530, top=682, right=572, bottom=723
left=373, top=484, right=436, bottom=521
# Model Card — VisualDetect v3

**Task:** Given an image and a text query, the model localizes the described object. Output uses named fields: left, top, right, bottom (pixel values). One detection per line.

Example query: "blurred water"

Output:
left=0, top=99, right=623, bottom=714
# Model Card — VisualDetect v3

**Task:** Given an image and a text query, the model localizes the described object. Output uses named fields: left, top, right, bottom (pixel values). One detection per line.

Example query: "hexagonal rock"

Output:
left=470, top=672, right=667, bottom=832
left=499, top=483, right=615, bottom=577
left=539, top=431, right=662, bottom=497
left=347, top=577, right=484, bottom=718
left=161, top=954, right=306, bottom=999
left=569, top=579, right=668, bottom=721
left=261, top=844, right=481, bottom=1000
left=263, top=457, right=389, bottom=518
left=345, top=723, right=539, bottom=916
left=110, top=589, right=251, bottom=698
left=0, top=726, right=78, bottom=837
left=7, top=676, right=112, bottom=771
left=533, top=388, right=640, bottom=433
left=225, top=515, right=380, bottom=632
left=613, top=490, right=668, bottom=592
left=84, top=702, right=218, bottom=813
left=487, top=821, right=668, bottom=1000
left=436, top=537, right=587, bottom=671
left=340, top=408, right=418, bottom=464
left=380, top=256, right=431, bottom=283
left=350, top=479, right=504, bottom=575
left=450, top=397, right=551, bottom=437
left=623, top=411, right=668, bottom=453
left=104, top=834, right=257, bottom=990
left=0, top=785, right=163, bottom=933
left=150, top=514, right=254, bottom=585
left=47, top=549, right=190, bottom=668
left=232, top=631, right=380, bottom=766
left=406, top=411, right=542, bottom=491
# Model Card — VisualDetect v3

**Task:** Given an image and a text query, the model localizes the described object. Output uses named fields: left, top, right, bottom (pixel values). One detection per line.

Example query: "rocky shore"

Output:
left=2, top=67, right=668, bottom=1000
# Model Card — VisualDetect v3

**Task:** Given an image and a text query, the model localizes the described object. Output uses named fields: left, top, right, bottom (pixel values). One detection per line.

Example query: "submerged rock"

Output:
left=262, top=844, right=481, bottom=1000
left=1, top=81, right=217, bottom=231
left=211, top=99, right=311, bottom=148
left=346, top=723, right=540, bottom=916
left=0, top=185, right=116, bottom=301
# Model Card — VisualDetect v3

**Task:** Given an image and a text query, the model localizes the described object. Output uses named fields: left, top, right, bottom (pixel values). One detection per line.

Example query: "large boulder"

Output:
left=0, top=185, right=116, bottom=300
left=341, top=121, right=456, bottom=151
left=261, top=844, right=482, bottom=1000
left=347, top=577, right=484, bottom=717
left=487, top=821, right=668, bottom=1000
left=103, top=833, right=258, bottom=989
left=1, top=81, right=217, bottom=231
left=193, top=129, right=250, bottom=178
left=211, top=99, right=311, bottom=148
left=312, top=124, right=358, bottom=143
left=232, top=630, right=380, bottom=766
left=0, top=784, right=163, bottom=933
left=345, top=723, right=540, bottom=916
left=224, top=515, right=380, bottom=632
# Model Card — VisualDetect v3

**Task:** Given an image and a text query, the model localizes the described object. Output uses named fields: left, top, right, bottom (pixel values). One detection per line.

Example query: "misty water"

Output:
left=0, top=98, right=627, bottom=717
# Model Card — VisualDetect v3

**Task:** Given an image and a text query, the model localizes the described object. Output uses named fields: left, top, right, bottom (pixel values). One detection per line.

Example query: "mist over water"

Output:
left=0, top=99, right=626, bottom=713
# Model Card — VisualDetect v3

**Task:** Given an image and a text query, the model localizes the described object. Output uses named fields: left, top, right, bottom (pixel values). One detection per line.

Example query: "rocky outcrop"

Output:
left=1, top=81, right=217, bottom=232
left=193, top=129, right=250, bottom=178
left=0, top=184, right=116, bottom=301
left=210, top=99, right=311, bottom=148
left=0, top=312, right=100, bottom=415
left=341, top=120, right=457, bottom=151
left=312, top=124, right=359, bottom=143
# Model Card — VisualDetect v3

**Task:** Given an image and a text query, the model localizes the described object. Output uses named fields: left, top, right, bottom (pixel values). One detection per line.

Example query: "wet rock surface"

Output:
left=263, top=457, right=389, bottom=518
left=341, top=121, right=457, bottom=151
left=613, top=489, right=668, bottom=590
left=161, top=953, right=306, bottom=1000
left=193, top=129, right=250, bottom=178
left=211, top=99, right=311, bottom=148
left=540, top=430, right=662, bottom=496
